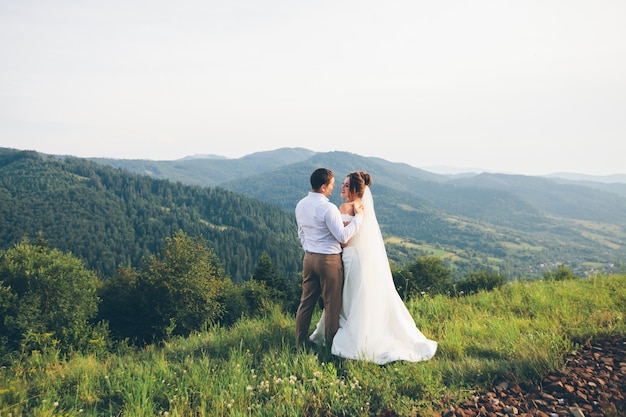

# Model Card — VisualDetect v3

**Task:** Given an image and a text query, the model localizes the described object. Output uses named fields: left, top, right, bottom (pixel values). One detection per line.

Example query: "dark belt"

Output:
left=305, top=251, right=341, bottom=255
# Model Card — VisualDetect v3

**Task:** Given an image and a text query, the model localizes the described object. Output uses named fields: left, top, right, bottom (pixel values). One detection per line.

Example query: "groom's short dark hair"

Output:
left=310, top=168, right=334, bottom=190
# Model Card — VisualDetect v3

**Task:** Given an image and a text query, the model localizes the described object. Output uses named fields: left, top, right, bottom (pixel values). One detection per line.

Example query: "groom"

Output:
left=294, top=168, right=364, bottom=349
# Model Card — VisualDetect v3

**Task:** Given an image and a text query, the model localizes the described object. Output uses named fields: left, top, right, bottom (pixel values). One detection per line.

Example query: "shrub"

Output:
left=456, top=270, right=506, bottom=294
left=138, top=231, right=225, bottom=343
left=543, top=264, right=579, bottom=281
left=394, top=255, right=453, bottom=299
left=0, top=239, right=101, bottom=359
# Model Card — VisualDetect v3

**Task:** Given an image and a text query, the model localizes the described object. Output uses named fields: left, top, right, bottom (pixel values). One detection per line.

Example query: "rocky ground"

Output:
left=432, top=335, right=626, bottom=417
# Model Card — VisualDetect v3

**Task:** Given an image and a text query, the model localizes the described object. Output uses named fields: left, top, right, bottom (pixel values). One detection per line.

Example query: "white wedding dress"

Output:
left=310, top=187, right=437, bottom=365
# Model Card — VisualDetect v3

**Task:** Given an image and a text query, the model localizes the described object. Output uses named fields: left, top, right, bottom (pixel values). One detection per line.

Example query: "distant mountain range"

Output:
left=90, top=149, right=626, bottom=187
left=544, top=172, right=626, bottom=184
left=423, top=165, right=626, bottom=185
left=83, top=147, right=626, bottom=277
left=3, top=146, right=625, bottom=279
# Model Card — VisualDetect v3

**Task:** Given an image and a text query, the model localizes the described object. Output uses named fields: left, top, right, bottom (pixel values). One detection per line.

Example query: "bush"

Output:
left=0, top=239, right=102, bottom=360
left=143, top=231, right=226, bottom=337
left=219, top=278, right=252, bottom=326
left=97, top=266, right=143, bottom=342
left=543, top=264, right=579, bottom=281
left=99, top=231, right=226, bottom=344
left=394, top=255, right=453, bottom=299
left=456, top=270, right=506, bottom=294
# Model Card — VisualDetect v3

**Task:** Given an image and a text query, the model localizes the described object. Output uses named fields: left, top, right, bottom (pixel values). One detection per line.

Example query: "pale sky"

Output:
left=1, top=0, right=625, bottom=176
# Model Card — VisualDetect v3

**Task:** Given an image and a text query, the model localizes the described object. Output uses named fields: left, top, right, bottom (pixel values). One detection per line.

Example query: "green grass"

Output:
left=1, top=274, right=625, bottom=416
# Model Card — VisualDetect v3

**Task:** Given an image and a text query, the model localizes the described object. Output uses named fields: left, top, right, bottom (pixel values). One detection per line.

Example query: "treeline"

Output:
left=0, top=149, right=301, bottom=282
left=0, top=232, right=300, bottom=361
left=1, top=228, right=575, bottom=364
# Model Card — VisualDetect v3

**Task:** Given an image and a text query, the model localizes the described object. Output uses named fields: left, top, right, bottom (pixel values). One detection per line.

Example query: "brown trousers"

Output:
left=295, top=252, right=343, bottom=347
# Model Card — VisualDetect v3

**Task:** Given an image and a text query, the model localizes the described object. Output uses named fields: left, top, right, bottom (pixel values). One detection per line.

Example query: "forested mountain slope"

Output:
left=3, top=147, right=625, bottom=279
left=0, top=149, right=301, bottom=282
left=86, top=148, right=626, bottom=278
left=220, top=151, right=626, bottom=276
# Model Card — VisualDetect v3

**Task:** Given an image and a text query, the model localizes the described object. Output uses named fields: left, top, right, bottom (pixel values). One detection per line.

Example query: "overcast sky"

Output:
left=1, top=0, right=625, bottom=176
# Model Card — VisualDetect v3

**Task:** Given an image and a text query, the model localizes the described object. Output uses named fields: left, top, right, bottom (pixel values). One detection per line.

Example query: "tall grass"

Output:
left=1, top=274, right=624, bottom=416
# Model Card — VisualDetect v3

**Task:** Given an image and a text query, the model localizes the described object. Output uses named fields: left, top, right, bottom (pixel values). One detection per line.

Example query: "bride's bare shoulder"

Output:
left=340, top=202, right=355, bottom=215
left=340, top=200, right=360, bottom=216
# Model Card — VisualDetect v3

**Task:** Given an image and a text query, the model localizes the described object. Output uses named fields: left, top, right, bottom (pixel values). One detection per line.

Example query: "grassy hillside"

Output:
left=2, top=274, right=624, bottom=416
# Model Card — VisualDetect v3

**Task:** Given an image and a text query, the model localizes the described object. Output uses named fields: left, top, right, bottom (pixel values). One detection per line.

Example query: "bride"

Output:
left=310, top=171, right=437, bottom=365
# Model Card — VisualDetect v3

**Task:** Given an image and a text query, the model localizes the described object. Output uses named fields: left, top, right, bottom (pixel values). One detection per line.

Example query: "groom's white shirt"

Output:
left=296, top=192, right=362, bottom=254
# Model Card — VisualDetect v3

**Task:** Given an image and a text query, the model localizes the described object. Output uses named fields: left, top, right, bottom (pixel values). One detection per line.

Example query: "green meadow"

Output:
left=1, top=274, right=624, bottom=417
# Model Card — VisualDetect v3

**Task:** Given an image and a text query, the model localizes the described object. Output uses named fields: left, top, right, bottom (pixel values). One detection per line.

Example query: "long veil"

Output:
left=348, top=186, right=386, bottom=267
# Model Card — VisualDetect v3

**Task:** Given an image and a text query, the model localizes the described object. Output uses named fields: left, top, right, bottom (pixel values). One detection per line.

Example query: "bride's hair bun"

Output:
left=359, top=172, right=372, bottom=187
left=347, top=171, right=372, bottom=198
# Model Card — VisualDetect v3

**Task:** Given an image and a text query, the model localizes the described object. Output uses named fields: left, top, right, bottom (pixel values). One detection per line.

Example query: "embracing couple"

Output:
left=294, top=168, right=437, bottom=365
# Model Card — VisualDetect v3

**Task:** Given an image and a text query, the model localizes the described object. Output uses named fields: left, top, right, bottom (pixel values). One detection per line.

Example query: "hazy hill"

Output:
left=544, top=172, right=626, bottom=184
left=88, top=148, right=317, bottom=187
left=542, top=175, right=626, bottom=198
left=447, top=173, right=626, bottom=224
